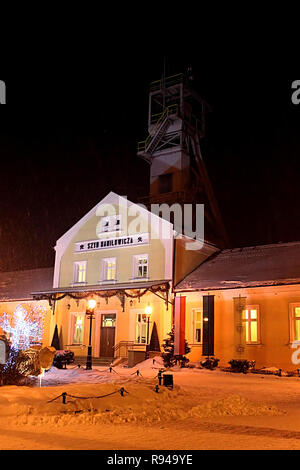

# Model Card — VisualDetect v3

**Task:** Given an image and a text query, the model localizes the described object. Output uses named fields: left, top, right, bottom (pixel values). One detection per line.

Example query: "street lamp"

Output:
left=86, top=298, right=97, bottom=370
left=145, top=304, right=152, bottom=345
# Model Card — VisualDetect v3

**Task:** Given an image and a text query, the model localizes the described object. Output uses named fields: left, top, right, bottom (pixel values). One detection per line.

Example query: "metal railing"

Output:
left=137, top=104, right=178, bottom=154
left=113, top=341, right=147, bottom=358
left=113, top=341, right=134, bottom=358
left=138, top=190, right=193, bottom=206
left=150, top=73, right=184, bottom=91
left=150, top=103, right=179, bottom=124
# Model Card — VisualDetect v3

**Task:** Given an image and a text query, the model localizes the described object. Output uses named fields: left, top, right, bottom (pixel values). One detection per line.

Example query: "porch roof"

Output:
left=175, top=241, right=300, bottom=292
left=32, top=279, right=172, bottom=311
left=32, top=279, right=171, bottom=297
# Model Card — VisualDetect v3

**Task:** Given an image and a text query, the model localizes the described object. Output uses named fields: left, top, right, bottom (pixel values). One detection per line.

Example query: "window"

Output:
left=73, top=315, right=84, bottom=344
left=101, top=258, right=116, bottom=281
left=242, top=306, right=260, bottom=344
left=193, top=309, right=203, bottom=344
left=135, top=313, right=150, bottom=344
left=102, top=314, right=116, bottom=327
left=70, top=314, right=84, bottom=345
left=290, top=304, right=300, bottom=342
left=295, top=308, right=300, bottom=341
left=133, top=255, right=148, bottom=279
left=73, top=261, right=87, bottom=284
left=97, top=215, right=122, bottom=235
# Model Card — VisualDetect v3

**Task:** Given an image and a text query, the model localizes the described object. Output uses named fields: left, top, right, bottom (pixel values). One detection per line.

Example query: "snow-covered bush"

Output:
left=52, top=350, right=74, bottom=369
left=200, top=357, right=220, bottom=370
left=229, top=359, right=256, bottom=374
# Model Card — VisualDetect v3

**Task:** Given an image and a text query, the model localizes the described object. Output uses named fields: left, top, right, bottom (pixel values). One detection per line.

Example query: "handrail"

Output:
left=113, top=340, right=134, bottom=351
left=113, top=340, right=134, bottom=358
left=113, top=341, right=148, bottom=358
left=150, top=103, right=179, bottom=124
left=150, top=73, right=184, bottom=91
left=137, top=104, right=178, bottom=153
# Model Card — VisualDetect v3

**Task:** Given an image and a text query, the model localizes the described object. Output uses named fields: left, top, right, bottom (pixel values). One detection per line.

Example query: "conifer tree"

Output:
left=161, top=325, right=190, bottom=368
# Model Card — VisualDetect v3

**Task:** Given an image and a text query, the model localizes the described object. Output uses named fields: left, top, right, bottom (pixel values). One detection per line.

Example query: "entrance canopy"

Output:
left=32, top=280, right=171, bottom=311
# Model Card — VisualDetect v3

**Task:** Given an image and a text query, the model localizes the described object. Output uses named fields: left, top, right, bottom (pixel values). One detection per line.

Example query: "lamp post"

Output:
left=86, top=298, right=97, bottom=370
left=145, top=304, right=153, bottom=346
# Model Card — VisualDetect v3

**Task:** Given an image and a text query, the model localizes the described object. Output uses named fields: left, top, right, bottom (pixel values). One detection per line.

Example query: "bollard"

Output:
left=158, top=370, right=162, bottom=386
left=163, top=374, right=174, bottom=389
left=62, top=392, right=67, bottom=404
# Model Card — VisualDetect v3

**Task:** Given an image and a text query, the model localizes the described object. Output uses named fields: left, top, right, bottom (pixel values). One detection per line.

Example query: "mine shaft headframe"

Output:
left=148, top=71, right=212, bottom=138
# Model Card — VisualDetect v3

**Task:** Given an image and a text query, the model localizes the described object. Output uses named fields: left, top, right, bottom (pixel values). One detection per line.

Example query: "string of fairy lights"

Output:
left=0, top=304, right=47, bottom=352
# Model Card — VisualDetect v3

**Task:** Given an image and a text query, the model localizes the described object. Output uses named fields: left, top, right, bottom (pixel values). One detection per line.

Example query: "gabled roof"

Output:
left=55, top=191, right=173, bottom=249
left=0, top=267, right=54, bottom=302
left=175, top=241, right=300, bottom=291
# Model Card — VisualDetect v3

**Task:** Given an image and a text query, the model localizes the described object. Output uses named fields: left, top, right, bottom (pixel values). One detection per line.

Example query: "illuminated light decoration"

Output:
left=38, top=368, right=45, bottom=387
left=33, top=281, right=171, bottom=311
left=0, top=303, right=47, bottom=352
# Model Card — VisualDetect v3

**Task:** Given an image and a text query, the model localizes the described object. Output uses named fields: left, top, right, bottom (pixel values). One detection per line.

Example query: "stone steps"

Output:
left=73, top=356, right=114, bottom=367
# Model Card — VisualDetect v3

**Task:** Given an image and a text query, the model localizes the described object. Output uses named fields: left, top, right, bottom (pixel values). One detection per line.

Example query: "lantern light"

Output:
left=88, top=299, right=97, bottom=310
left=145, top=304, right=152, bottom=315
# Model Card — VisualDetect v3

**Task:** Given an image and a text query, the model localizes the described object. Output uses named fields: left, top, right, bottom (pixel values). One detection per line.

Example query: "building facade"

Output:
left=31, top=191, right=212, bottom=364
left=0, top=268, right=53, bottom=363
left=175, top=242, right=300, bottom=371
left=1, top=73, right=299, bottom=372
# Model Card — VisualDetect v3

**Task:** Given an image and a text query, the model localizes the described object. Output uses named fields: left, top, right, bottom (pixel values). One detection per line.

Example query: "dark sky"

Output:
left=0, top=52, right=300, bottom=271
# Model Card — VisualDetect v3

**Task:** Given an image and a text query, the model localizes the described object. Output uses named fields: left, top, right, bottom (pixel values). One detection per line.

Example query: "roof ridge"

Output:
left=221, top=240, right=300, bottom=255
left=0, top=266, right=54, bottom=276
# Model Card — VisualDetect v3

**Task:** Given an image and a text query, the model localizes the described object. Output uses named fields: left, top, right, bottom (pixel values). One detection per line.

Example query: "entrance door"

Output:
left=100, top=314, right=116, bottom=358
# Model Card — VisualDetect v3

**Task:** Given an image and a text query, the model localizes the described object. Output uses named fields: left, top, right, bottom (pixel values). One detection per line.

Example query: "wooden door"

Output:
left=100, top=314, right=116, bottom=358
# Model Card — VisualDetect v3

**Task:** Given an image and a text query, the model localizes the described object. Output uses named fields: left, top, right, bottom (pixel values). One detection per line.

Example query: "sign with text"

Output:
left=75, top=233, right=150, bottom=253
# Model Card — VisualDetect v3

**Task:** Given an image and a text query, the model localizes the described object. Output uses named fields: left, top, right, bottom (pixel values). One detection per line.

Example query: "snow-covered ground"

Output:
left=1, top=357, right=300, bottom=450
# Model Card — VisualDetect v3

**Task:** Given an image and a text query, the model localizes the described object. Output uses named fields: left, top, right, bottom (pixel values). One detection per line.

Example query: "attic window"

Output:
left=99, top=215, right=122, bottom=234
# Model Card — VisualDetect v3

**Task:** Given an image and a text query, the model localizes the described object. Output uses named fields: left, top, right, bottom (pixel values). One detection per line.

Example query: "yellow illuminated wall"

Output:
left=184, top=284, right=300, bottom=371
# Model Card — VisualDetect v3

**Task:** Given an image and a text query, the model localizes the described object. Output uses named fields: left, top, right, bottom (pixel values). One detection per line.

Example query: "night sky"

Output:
left=1, top=52, right=300, bottom=271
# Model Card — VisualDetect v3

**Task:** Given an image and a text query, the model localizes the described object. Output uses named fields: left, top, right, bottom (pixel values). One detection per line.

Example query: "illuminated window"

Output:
left=133, top=255, right=148, bottom=279
left=242, top=306, right=260, bottom=344
left=193, top=309, right=203, bottom=344
left=69, top=314, right=84, bottom=345
left=101, top=258, right=116, bottom=281
left=102, top=314, right=116, bottom=327
left=135, top=313, right=150, bottom=344
left=73, top=261, right=87, bottom=284
left=74, top=315, right=84, bottom=344
left=290, top=304, right=300, bottom=342
left=295, top=308, right=300, bottom=341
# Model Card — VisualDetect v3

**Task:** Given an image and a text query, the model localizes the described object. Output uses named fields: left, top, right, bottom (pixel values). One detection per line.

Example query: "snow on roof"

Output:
left=175, top=241, right=300, bottom=291
left=0, top=267, right=54, bottom=302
